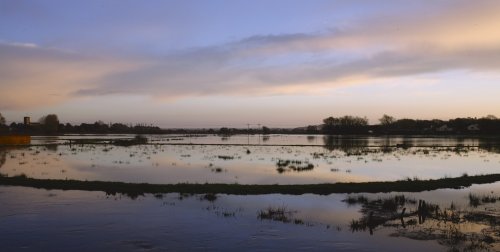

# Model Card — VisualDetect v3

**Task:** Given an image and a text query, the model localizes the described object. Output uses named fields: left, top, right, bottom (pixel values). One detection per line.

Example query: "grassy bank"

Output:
left=1, top=174, right=500, bottom=197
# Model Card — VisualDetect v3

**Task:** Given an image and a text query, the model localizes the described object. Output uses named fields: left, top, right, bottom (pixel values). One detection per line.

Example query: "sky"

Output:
left=1, top=0, right=499, bottom=128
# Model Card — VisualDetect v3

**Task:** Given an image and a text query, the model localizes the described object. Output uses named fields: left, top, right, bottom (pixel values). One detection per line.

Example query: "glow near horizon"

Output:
left=1, top=0, right=499, bottom=128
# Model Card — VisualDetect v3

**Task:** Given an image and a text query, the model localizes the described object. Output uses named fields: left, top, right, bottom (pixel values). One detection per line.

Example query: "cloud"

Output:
left=2, top=0, right=500, bottom=110
left=0, top=42, right=141, bottom=109
left=74, top=1, right=500, bottom=98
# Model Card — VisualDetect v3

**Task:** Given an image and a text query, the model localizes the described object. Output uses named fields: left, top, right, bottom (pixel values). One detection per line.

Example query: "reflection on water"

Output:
left=28, top=134, right=500, bottom=148
left=306, top=135, right=315, bottom=143
left=323, top=135, right=370, bottom=153
left=1, top=183, right=499, bottom=251
left=1, top=139, right=499, bottom=184
left=345, top=194, right=499, bottom=251
left=1, top=134, right=500, bottom=251
left=0, top=148, right=6, bottom=168
left=262, top=135, right=270, bottom=142
left=479, top=139, right=500, bottom=154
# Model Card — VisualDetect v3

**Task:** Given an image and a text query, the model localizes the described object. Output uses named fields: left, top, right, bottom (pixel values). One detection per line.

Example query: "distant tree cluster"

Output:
left=315, top=114, right=500, bottom=135
left=0, top=112, right=5, bottom=125
left=7, top=113, right=164, bottom=135
left=0, top=112, right=7, bottom=134
left=379, top=114, right=395, bottom=126
left=39, top=114, right=60, bottom=134
left=218, top=126, right=274, bottom=135
left=373, top=114, right=500, bottom=135
left=322, top=115, right=369, bottom=134
left=61, top=122, right=163, bottom=134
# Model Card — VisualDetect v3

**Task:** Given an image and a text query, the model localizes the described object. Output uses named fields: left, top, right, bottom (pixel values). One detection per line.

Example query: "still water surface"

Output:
left=1, top=134, right=499, bottom=251
left=1, top=135, right=499, bottom=184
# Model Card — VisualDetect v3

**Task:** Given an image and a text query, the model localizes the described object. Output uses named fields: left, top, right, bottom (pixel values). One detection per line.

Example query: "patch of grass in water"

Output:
left=468, top=193, right=499, bottom=207
left=275, top=159, right=314, bottom=173
left=211, top=167, right=225, bottom=173
left=217, top=155, right=234, bottom=160
left=201, top=193, right=217, bottom=202
left=469, top=193, right=481, bottom=207
left=258, top=206, right=290, bottom=222
left=257, top=206, right=305, bottom=225
left=349, top=219, right=367, bottom=232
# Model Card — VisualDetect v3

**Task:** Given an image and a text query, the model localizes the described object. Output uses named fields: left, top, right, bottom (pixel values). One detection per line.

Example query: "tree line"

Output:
left=1, top=112, right=499, bottom=135
left=314, top=114, right=500, bottom=135
left=1, top=113, right=163, bottom=135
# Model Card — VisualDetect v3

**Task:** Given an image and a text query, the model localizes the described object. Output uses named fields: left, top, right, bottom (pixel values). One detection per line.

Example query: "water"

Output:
left=1, top=134, right=500, bottom=251
left=2, top=135, right=500, bottom=184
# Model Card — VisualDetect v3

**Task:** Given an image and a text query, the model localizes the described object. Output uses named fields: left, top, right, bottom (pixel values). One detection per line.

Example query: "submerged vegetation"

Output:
left=344, top=194, right=500, bottom=251
left=0, top=130, right=499, bottom=251
left=276, top=159, right=315, bottom=173
left=468, top=193, right=500, bottom=207
left=258, top=206, right=294, bottom=223
left=257, top=206, right=307, bottom=225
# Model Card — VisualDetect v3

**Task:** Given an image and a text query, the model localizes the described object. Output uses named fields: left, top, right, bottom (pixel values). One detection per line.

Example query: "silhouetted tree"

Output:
left=39, top=114, right=59, bottom=134
left=392, top=119, right=417, bottom=130
left=110, top=123, right=129, bottom=133
left=262, top=126, right=271, bottom=134
left=92, top=120, right=109, bottom=133
left=323, top=117, right=338, bottom=134
left=0, top=112, right=5, bottom=125
left=219, top=127, right=231, bottom=135
left=379, top=114, right=395, bottom=125
left=323, top=115, right=368, bottom=134
left=306, top=125, right=318, bottom=134
left=64, top=123, right=74, bottom=132
left=483, top=115, right=498, bottom=120
left=0, top=113, right=7, bottom=134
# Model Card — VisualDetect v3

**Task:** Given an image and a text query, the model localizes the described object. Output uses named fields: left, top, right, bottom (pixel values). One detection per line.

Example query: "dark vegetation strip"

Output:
left=2, top=142, right=498, bottom=148
left=1, top=174, right=500, bottom=196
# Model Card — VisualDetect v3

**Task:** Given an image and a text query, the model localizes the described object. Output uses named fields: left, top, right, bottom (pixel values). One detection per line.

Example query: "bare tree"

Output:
left=39, top=114, right=60, bottom=133
left=379, top=114, right=395, bottom=125
left=484, top=115, right=498, bottom=120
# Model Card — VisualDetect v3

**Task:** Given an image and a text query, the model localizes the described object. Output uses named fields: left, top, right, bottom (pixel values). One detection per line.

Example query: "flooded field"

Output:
left=1, top=134, right=500, bottom=251
left=2, top=135, right=500, bottom=184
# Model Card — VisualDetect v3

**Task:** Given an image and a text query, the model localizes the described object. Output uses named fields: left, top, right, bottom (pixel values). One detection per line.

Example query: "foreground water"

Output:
left=1, top=184, right=499, bottom=251
left=1, top=134, right=499, bottom=251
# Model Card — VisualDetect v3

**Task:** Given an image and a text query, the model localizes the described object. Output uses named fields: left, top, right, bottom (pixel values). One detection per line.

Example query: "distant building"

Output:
left=23, top=116, right=40, bottom=126
left=436, top=125, right=453, bottom=132
left=467, top=124, right=480, bottom=132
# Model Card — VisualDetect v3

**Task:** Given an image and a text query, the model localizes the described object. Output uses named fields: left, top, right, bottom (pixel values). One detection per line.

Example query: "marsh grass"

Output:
left=468, top=193, right=499, bottom=207
left=201, top=193, right=217, bottom=202
left=347, top=194, right=499, bottom=251
left=257, top=206, right=306, bottom=225
left=2, top=173, right=500, bottom=197
left=276, top=159, right=314, bottom=173
left=258, top=206, right=291, bottom=222
left=217, top=155, right=234, bottom=160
